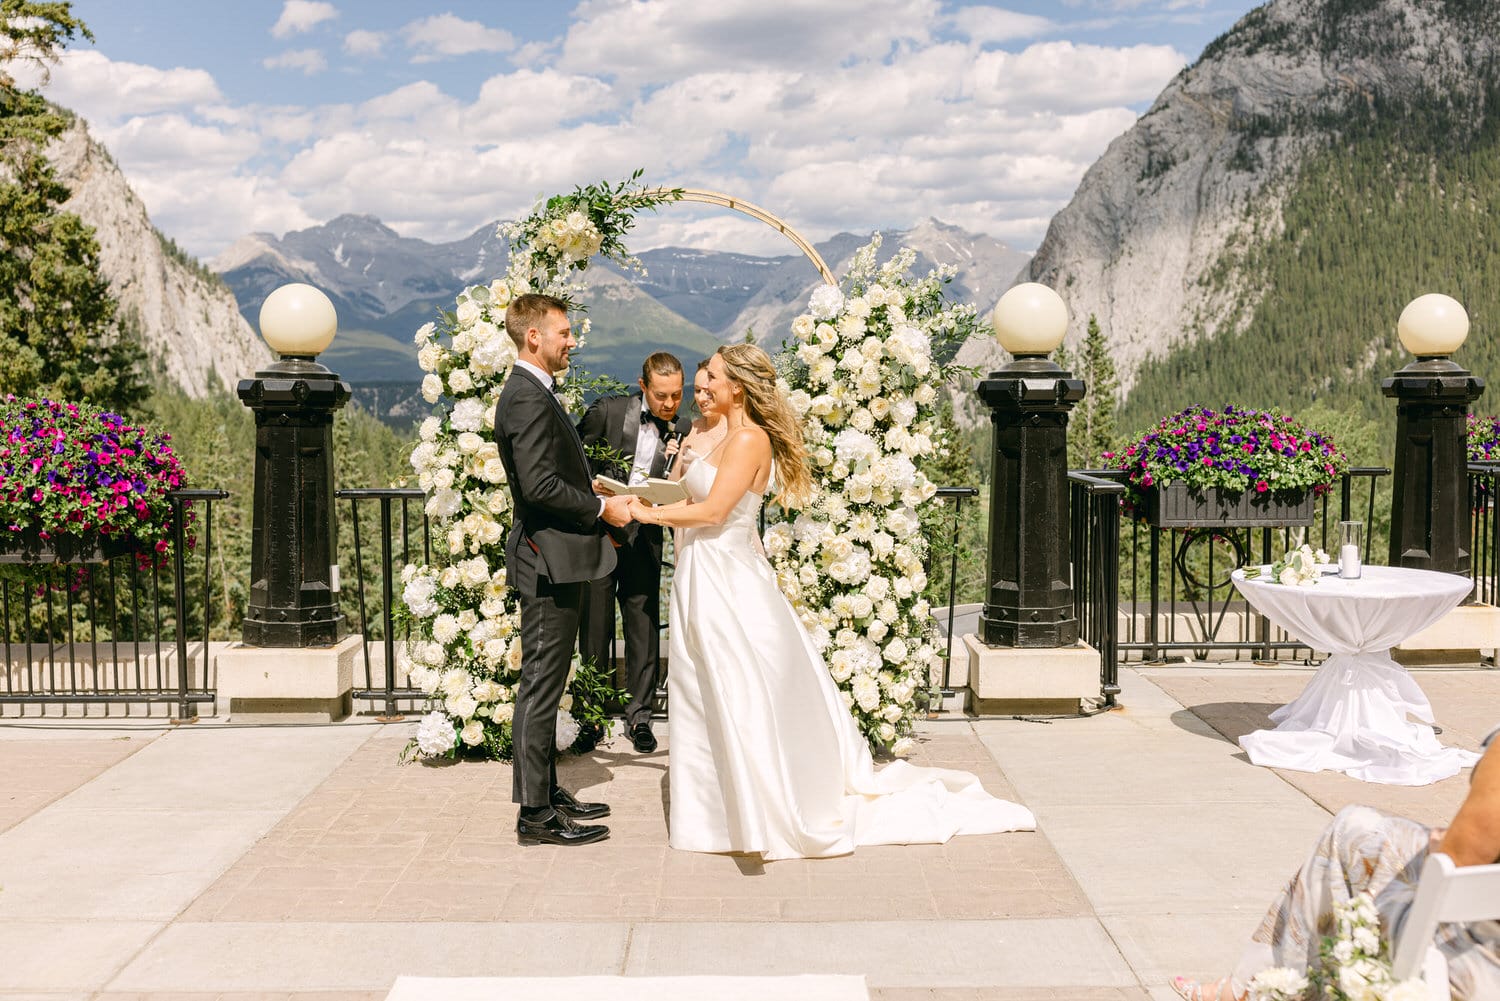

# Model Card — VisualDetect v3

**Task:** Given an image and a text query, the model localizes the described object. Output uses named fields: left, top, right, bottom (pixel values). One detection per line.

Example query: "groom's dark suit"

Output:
left=577, top=392, right=693, bottom=733
left=494, top=364, right=615, bottom=808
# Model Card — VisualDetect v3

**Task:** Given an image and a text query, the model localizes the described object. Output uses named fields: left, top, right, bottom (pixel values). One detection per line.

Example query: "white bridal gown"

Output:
left=666, top=458, right=1036, bottom=860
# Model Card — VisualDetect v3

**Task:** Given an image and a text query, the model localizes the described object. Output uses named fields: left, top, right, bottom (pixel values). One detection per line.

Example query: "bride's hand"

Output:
left=629, top=497, right=656, bottom=524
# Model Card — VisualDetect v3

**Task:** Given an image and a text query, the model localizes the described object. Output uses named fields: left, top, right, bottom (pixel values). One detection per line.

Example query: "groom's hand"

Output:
left=602, top=494, right=634, bottom=527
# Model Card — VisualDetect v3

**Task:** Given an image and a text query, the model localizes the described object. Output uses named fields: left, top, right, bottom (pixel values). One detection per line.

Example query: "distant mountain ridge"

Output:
left=992, top=0, right=1500, bottom=432
left=46, top=117, right=272, bottom=396
left=214, top=214, right=1029, bottom=388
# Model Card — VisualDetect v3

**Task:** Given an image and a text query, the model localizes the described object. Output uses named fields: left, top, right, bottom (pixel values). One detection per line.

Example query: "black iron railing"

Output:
left=0, top=488, right=228, bottom=720
left=1068, top=472, right=1124, bottom=703
left=1066, top=468, right=1388, bottom=664
left=1467, top=462, right=1500, bottom=607
left=932, top=486, right=978, bottom=694
left=336, top=487, right=429, bottom=718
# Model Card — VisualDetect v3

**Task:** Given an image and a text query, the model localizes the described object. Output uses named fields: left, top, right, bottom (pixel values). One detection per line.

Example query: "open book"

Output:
left=594, top=475, right=689, bottom=506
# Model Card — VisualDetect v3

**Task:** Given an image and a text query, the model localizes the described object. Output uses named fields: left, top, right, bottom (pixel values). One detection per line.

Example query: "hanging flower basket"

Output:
left=0, top=525, right=134, bottom=564
left=0, top=397, right=188, bottom=575
left=1107, top=404, right=1346, bottom=528
left=1143, top=481, right=1315, bottom=529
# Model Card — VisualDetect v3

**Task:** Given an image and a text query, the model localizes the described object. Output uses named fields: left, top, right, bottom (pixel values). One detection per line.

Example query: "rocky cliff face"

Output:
left=974, top=0, right=1500, bottom=394
left=48, top=118, right=272, bottom=396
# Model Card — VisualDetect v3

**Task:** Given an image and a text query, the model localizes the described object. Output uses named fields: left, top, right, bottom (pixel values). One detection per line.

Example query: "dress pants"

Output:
left=581, top=527, right=662, bottom=730
left=512, top=569, right=585, bottom=808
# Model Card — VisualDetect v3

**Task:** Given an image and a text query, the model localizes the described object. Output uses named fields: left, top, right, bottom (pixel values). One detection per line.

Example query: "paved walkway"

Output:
left=1, top=664, right=1494, bottom=1001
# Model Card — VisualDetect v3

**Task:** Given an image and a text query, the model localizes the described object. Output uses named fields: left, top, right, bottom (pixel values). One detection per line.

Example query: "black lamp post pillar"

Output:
left=237, top=356, right=351, bottom=646
left=978, top=355, right=1085, bottom=647
left=1382, top=357, right=1483, bottom=574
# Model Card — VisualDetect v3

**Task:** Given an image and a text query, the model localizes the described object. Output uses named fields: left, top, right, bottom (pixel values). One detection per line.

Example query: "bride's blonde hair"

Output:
left=716, top=343, right=812, bottom=509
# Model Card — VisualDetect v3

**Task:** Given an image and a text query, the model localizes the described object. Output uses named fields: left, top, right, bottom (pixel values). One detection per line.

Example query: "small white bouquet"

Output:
left=1243, top=542, right=1331, bottom=587
left=1246, top=891, right=1427, bottom=1000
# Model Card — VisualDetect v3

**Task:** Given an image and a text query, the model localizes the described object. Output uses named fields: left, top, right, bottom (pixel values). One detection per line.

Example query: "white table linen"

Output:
left=1231, top=565, right=1478, bottom=785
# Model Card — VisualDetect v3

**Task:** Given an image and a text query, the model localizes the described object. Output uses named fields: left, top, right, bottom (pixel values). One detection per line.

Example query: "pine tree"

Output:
left=0, top=3, right=146, bottom=412
left=1078, top=314, right=1119, bottom=468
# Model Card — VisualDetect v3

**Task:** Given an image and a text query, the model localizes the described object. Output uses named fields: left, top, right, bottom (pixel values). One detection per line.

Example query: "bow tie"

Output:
left=645, top=412, right=673, bottom=437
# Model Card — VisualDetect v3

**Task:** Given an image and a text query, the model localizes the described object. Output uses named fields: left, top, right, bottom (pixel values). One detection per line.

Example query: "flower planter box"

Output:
left=0, top=527, right=134, bottom=565
left=1145, top=482, right=1315, bottom=529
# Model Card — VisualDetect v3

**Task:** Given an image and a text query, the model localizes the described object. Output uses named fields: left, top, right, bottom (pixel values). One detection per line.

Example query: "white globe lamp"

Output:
left=258, top=283, right=338, bottom=358
left=992, top=282, right=1069, bottom=359
left=1397, top=293, right=1468, bottom=358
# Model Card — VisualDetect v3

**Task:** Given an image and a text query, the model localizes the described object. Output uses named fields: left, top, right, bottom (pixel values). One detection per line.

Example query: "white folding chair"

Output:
left=1390, top=852, right=1500, bottom=1000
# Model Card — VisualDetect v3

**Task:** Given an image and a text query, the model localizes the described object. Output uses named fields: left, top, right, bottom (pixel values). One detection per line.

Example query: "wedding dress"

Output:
left=666, top=457, right=1036, bottom=860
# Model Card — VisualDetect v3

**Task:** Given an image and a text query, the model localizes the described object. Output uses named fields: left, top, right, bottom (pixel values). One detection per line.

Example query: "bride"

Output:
left=626, top=344, right=1035, bottom=860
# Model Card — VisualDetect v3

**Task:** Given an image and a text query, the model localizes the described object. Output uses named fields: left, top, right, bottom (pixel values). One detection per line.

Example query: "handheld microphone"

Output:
left=661, top=429, right=685, bottom=474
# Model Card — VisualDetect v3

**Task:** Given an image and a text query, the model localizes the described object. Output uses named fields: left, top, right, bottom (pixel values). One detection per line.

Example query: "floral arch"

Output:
left=401, top=173, right=975, bottom=762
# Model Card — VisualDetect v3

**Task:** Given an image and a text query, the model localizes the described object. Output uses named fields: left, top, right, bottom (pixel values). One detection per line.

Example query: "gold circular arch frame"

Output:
left=653, top=187, right=836, bottom=286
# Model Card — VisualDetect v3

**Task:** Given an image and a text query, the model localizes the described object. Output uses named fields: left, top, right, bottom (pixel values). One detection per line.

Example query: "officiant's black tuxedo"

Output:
left=576, top=392, right=692, bottom=733
left=494, top=365, right=615, bottom=808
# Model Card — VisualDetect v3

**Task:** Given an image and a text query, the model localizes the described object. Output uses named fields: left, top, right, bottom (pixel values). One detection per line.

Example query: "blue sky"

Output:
left=32, top=1, right=1263, bottom=260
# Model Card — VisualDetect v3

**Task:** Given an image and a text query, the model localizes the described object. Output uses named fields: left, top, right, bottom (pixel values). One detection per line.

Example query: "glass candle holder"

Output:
left=1339, top=521, right=1363, bottom=579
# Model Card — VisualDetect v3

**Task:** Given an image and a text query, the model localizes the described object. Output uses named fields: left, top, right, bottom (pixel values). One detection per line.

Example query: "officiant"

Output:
left=577, top=351, right=691, bottom=754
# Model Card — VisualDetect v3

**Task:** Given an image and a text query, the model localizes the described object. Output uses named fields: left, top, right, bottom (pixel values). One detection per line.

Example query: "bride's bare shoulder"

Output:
left=725, top=425, right=770, bottom=454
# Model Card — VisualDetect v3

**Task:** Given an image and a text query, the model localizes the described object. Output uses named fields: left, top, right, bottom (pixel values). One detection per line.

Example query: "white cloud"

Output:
left=23, top=5, right=1195, bottom=262
left=13, top=50, right=221, bottom=119
left=949, top=6, right=1056, bottom=44
left=262, top=49, right=328, bottom=75
left=271, top=1, right=338, bottom=39
left=402, top=14, right=515, bottom=62
left=343, top=29, right=386, bottom=57
left=970, top=41, right=1185, bottom=112
left=558, top=0, right=939, bottom=85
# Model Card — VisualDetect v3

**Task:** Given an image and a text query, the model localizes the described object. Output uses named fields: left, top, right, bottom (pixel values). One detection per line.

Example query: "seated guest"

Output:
left=1172, top=725, right=1500, bottom=1000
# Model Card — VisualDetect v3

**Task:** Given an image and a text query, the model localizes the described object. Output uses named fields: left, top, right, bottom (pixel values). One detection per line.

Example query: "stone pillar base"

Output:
left=962, top=633, right=1100, bottom=715
left=216, top=634, right=361, bottom=722
left=1393, top=603, right=1500, bottom=667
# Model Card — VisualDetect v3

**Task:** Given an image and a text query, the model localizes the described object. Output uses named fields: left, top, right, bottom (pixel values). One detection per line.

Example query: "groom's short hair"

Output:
left=505, top=293, right=568, bottom=349
left=641, top=352, right=683, bottom=384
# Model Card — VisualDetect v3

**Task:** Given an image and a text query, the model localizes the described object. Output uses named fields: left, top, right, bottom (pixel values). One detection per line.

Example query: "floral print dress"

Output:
left=1232, top=724, right=1500, bottom=999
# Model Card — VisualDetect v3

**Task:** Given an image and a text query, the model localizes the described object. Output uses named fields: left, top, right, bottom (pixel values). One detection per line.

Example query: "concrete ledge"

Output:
left=1395, top=602, right=1500, bottom=654
left=962, top=633, right=1099, bottom=714
left=215, top=634, right=361, bottom=722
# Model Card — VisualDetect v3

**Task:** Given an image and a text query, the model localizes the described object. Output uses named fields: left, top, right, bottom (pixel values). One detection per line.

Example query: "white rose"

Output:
left=421, top=373, right=443, bottom=403
left=459, top=720, right=484, bottom=746
left=414, top=321, right=436, bottom=345
left=891, top=736, right=914, bottom=757
left=455, top=298, right=482, bottom=324
left=878, top=722, right=896, bottom=743
left=449, top=369, right=475, bottom=394
left=791, top=313, right=815, bottom=339
left=491, top=703, right=515, bottom=723
left=440, top=566, right=462, bottom=589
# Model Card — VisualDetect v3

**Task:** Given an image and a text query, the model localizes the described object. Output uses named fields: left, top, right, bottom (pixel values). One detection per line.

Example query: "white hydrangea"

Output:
left=415, top=712, right=456, bottom=756
left=451, top=397, right=488, bottom=433
left=808, top=284, right=844, bottom=320
left=403, top=575, right=440, bottom=618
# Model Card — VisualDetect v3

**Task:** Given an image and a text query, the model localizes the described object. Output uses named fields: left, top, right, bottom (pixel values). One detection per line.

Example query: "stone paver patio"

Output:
left=1, top=664, right=1494, bottom=1001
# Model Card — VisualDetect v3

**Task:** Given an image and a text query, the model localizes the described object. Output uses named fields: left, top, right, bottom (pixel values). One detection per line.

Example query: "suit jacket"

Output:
left=577, top=393, right=693, bottom=550
left=493, top=366, right=616, bottom=595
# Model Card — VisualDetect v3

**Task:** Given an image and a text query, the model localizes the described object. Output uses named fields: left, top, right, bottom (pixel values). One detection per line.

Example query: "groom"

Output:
left=577, top=351, right=691, bottom=754
left=494, top=293, right=634, bottom=847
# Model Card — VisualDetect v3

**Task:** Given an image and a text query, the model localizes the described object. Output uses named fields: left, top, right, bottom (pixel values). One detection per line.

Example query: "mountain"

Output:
left=47, top=118, right=272, bottom=396
left=996, top=0, right=1500, bottom=435
left=215, top=214, right=1028, bottom=393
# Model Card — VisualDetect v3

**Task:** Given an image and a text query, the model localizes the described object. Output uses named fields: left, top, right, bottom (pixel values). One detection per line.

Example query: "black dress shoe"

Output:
left=516, top=810, right=609, bottom=847
left=631, top=722, right=658, bottom=753
left=574, top=722, right=603, bottom=753
left=550, top=786, right=610, bottom=820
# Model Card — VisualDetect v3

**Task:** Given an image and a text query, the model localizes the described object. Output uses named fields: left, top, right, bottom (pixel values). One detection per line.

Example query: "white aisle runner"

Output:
left=385, top=974, right=870, bottom=1001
